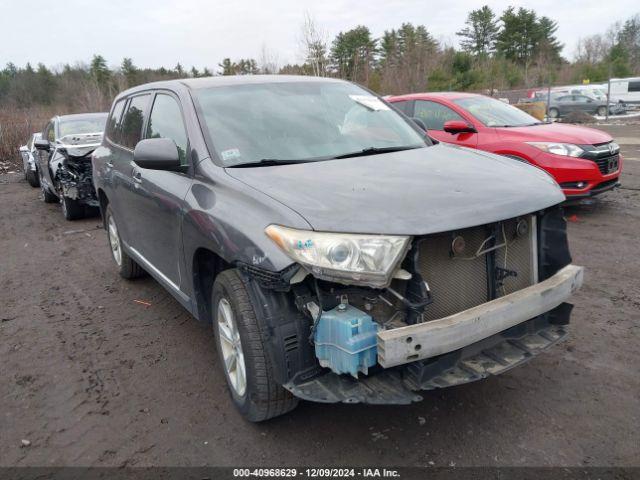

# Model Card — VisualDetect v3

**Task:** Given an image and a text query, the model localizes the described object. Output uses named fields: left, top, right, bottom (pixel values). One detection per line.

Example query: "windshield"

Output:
left=454, top=96, right=540, bottom=127
left=194, top=81, right=427, bottom=166
left=59, top=115, right=108, bottom=138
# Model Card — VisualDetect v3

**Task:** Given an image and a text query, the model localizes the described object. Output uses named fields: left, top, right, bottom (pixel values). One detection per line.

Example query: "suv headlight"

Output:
left=526, top=142, right=584, bottom=157
left=265, top=225, right=410, bottom=288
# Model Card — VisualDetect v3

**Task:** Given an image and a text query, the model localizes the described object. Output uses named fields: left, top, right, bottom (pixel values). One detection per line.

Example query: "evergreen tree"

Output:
left=35, top=63, right=55, bottom=104
left=90, top=54, right=111, bottom=89
left=456, top=6, right=499, bottom=57
left=536, top=16, right=563, bottom=62
left=121, top=57, right=138, bottom=87
left=618, top=14, right=640, bottom=72
left=330, top=26, right=377, bottom=83
left=218, top=58, right=235, bottom=75
left=380, top=23, right=437, bottom=91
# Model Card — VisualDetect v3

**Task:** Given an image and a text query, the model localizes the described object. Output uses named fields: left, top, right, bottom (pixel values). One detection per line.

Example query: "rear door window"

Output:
left=120, top=94, right=151, bottom=149
left=146, top=93, right=189, bottom=166
left=414, top=100, right=464, bottom=130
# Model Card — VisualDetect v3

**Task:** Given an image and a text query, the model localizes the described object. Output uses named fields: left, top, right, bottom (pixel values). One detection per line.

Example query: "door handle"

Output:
left=106, top=161, right=114, bottom=168
left=133, top=169, right=142, bottom=184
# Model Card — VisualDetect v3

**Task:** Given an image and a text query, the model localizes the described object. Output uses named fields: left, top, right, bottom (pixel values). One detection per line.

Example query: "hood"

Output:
left=57, top=133, right=103, bottom=159
left=225, top=144, right=564, bottom=235
left=497, top=123, right=612, bottom=145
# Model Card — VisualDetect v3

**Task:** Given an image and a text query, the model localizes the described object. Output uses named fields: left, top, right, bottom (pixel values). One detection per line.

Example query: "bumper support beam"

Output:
left=377, top=264, right=583, bottom=368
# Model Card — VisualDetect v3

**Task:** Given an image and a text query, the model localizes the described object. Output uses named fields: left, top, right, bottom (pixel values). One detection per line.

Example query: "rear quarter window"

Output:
left=106, top=99, right=127, bottom=144
left=391, top=100, right=411, bottom=115
left=628, top=81, right=640, bottom=93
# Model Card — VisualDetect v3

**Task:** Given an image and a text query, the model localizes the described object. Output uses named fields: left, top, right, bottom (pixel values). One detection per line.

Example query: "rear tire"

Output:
left=548, top=108, right=559, bottom=119
left=105, top=205, right=145, bottom=279
left=61, top=195, right=85, bottom=221
left=26, top=169, right=40, bottom=188
left=212, top=269, right=298, bottom=422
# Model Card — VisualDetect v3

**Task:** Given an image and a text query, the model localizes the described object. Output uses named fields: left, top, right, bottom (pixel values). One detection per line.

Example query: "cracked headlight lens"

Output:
left=265, top=225, right=410, bottom=288
left=526, top=142, right=584, bottom=157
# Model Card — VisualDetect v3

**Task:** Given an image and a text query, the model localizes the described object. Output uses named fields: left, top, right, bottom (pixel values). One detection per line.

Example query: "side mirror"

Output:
left=411, top=117, right=427, bottom=131
left=443, top=120, right=477, bottom=135
left=34, top=139, right=51, bottom=151
left=133, top=138, right=181, bottom=170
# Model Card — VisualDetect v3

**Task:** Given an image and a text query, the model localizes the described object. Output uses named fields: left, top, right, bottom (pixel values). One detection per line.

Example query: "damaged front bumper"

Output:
left=377, top=264, right=583, bottom=368
left=54, top=151, right=100, bottom=207
left=283, top=264, right=583, bottom=404
left=285, top=307, right=571, bottom=404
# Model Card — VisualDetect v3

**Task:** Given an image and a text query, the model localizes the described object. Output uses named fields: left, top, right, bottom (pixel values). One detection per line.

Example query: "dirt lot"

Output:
left=1, top=124, right=639, bottom=468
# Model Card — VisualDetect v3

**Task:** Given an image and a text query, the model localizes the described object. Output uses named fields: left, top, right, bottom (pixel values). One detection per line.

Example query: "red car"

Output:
left=387, top=92, right=622, bottom=201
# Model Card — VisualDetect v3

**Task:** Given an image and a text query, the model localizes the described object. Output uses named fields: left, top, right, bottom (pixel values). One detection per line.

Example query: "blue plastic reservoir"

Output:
left=314, top=303, right=379, bottom=378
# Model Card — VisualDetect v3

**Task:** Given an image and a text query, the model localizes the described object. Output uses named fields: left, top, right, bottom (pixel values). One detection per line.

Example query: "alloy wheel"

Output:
left=217, top=298, right=247, bottom=397
left=107, top=214, right=123, bottom=266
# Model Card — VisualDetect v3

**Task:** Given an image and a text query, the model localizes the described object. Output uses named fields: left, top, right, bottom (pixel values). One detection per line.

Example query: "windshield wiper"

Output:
left=493, top=122, right=549, bottom=128
left=228, top=158, right=318, bottom=168
left=332, top=145, right=423, bottom=159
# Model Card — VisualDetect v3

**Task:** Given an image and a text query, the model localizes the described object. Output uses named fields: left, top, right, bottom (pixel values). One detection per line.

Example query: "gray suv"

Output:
left=93, top=76, right=583, bottom=421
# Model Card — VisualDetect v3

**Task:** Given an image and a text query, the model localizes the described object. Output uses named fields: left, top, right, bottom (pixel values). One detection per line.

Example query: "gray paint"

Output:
left=93, top=76, right=566, bottom=323
left=226, top=144, right=565, bottom=235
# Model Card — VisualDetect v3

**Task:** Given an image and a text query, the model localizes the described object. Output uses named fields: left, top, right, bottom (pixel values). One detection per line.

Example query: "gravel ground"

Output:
left=1, top=124, right=638, bottom=467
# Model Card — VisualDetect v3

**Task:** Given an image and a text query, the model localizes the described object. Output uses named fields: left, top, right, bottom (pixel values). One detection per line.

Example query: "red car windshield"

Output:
left=454, top=96, right=543, bottom=128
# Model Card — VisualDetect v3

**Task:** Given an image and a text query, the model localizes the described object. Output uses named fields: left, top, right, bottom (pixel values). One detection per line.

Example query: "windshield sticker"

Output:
left=221, top=148, right=241, bottom=162
left=349, top=95, right=390, bottom=111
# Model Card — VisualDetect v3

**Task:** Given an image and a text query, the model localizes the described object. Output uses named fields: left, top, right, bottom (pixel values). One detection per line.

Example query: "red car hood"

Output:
left=496, top=123, right=612, bottom=145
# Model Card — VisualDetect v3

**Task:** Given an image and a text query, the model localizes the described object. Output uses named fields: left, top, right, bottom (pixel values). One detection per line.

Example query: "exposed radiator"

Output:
left=416, top=216, right=537, bottom=321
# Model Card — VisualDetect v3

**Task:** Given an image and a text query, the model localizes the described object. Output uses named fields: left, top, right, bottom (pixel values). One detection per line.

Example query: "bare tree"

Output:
left=575, top=34, right=611, bottom=64
left=259, top=43, right=280, bottom=74
left=299, top=12, right=328, bottom=76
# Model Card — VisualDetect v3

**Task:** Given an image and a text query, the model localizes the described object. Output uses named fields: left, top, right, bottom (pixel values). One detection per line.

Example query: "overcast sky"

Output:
left=0, top=0, right=636, bottom=71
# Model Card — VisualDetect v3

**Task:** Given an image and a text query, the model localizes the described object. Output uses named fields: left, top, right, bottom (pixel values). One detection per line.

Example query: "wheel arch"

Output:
left=192, top=247, right=231, bottom=324
left=97, top=188, right=109, bottom=228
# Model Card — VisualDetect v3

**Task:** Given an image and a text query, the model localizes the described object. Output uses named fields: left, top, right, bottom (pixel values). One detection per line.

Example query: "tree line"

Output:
left=1, top=6, right=639, bottom=113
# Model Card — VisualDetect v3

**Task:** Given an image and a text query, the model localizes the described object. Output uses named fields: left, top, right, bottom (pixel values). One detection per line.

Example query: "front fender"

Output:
left=181, top=160, right=311, bottom=297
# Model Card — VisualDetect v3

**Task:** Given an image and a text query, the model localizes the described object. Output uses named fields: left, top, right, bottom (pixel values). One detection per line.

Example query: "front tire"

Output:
left=597, top=106, right=607, bottom=116
left=548, top=107, right=559, bottom=119
left=105, top=205, right=145, bottom=279
left=61, top=195, right=85, bottom=220
left=212, top=269, right=298, bottom=422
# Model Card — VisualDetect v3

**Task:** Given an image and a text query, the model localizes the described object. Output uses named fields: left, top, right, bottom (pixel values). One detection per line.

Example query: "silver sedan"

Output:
left=19, top=132, right=41, bottom=187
